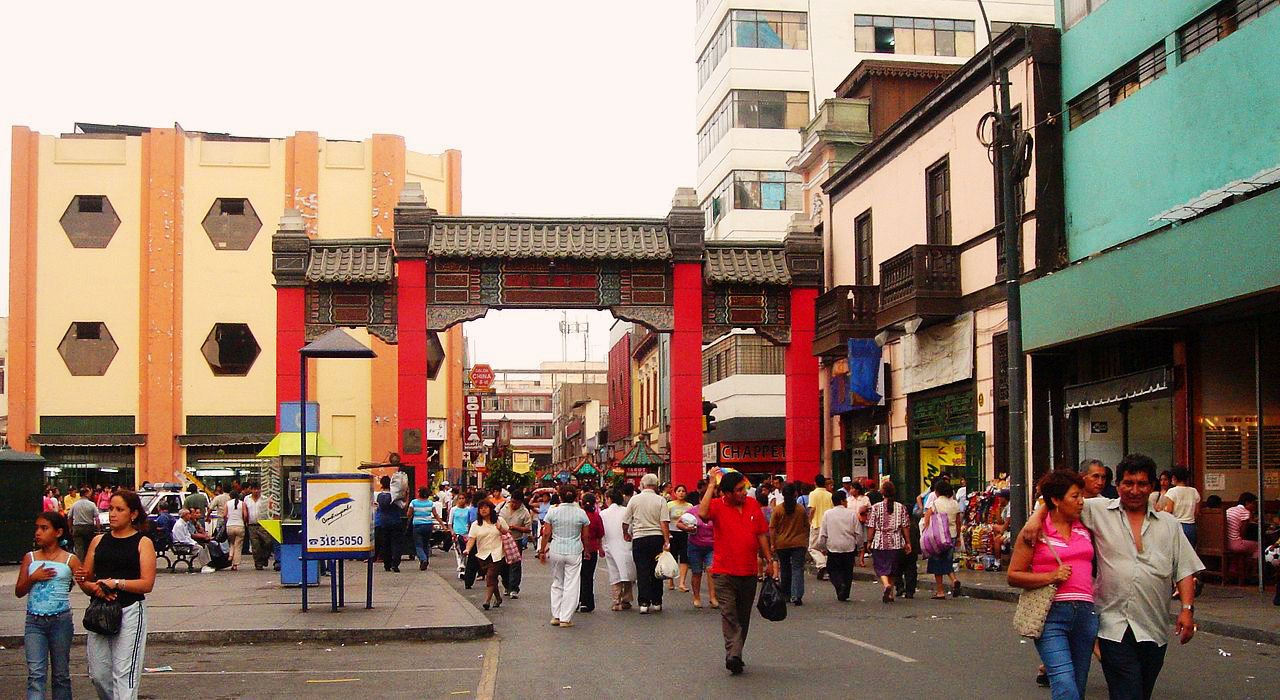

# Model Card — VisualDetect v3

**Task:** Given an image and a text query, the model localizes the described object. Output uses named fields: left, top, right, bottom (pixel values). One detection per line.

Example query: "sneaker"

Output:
left=550, top=619, right=560, bottom=626
left=639, top=605, right=650, bottom=614
left=1035, top=671, right=1049, bottom=688
left=792, top=598, right=803, bottom=606
left=509, top=590, right=519, bottom=599
left=816, top=567, right=827, bottom=581
left=420, top=562, right=428, bottom=571
left=726, top=656, right=745, bottom=675
left=651, top=604, right=661, bottom=613
left=458, top=572, right=465, bottom=580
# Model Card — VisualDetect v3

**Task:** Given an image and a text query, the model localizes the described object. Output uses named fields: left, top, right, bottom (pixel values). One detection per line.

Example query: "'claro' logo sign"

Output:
left=313, top=491, right=355, bottom=525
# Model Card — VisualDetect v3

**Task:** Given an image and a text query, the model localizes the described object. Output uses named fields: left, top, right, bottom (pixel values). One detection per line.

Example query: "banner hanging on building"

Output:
left=463, top=394, right=484, bottom=450
left=902, top=312, right=974, bottom=395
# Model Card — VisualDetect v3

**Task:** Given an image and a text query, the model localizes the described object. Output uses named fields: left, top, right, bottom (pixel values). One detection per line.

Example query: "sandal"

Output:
left=931, top=594, right=946, bottom=600
left=882, top=587, right=893, bottom=604
left=710, top=601, right=720, bottom=608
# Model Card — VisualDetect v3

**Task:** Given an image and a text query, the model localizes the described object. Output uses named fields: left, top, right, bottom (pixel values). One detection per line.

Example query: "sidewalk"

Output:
left=0, top=562, right=492, bottom=647
left=847, top=563, right=1280, bottom=646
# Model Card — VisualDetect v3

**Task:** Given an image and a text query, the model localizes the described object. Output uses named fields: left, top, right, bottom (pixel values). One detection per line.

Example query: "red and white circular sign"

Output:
left=470, top=364, right=495, bottom=389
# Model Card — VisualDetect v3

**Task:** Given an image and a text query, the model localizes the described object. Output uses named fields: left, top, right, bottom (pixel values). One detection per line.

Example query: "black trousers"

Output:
left=632, top=535, right=665, bottom=606
left=581, top=555, right=599, bottom=611
left=500, top=558, right=522, bottom=594
left=827, top=551, right=856, bottom=600
left=896, top=549, right=919, bottom=595
left=464, top=552, right=481, bottom=588
left=1098, top=627, right=1168, bottom=700
left=375, top=525, right=402, bottom=570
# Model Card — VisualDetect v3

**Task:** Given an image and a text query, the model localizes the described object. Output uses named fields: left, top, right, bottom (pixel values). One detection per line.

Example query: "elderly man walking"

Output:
left=807, top=475, right=833, bottom=579
left=1021, top=454, right=1203, bottom=700
left=623, top=473, right=671, bottom=614
left=699, top=471, right=776, bottom=675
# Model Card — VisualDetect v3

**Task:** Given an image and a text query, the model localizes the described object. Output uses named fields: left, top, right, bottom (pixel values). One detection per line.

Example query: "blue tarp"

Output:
left=847, top=338, right=882, bottom=407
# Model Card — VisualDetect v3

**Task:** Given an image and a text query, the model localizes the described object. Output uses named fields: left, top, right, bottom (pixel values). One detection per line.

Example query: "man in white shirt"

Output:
left=244, top=481, right=273, bottom=570
left=623, top=473, right=672, bottom=613
left=173, top=508, right=213, bottom=566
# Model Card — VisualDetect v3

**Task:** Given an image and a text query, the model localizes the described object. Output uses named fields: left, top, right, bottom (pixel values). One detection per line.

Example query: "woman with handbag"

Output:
left=463, top=499, right=509, bottom=611
left=922, top=479, right=963, bottom=599
left=865, top=481, right=910, bottom=603
left=75, top=490, right=156, bottom=700
left=1008, top=469, right=1096, bottom=700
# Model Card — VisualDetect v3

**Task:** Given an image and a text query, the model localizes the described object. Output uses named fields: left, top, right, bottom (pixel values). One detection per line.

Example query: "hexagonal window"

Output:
left=201, top=197, right=262, bottom=251
left=58, top=322, right=118, bottom=376
left=201, top=323, right=260, bottom=376
left=60, top=195, right=122, bottom=248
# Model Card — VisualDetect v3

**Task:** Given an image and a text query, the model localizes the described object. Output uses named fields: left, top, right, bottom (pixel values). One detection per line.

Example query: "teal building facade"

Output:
left=1022, top=0, right=1280, bottom=501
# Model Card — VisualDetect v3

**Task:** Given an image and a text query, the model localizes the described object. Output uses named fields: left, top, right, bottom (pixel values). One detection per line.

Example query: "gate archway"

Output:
left=273, top=187, right=822, bottom=488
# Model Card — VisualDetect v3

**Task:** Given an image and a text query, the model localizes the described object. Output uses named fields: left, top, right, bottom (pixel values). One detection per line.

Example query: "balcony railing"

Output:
left=813, top=285, right=879, bottom=358
left=877, top=244, right=962, bottom=329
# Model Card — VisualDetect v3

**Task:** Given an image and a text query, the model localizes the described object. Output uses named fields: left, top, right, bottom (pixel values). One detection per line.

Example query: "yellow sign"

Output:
left=512, top=450, right=531, bottom=474
left=919, top=438, right=966, bottom=493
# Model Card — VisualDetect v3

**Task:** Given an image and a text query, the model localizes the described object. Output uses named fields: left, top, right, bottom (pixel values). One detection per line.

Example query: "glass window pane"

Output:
left=759, top=19, right=784, bottom=48
left=735, top=98, right=758, bottom=128
left=785, top=181, right=802, bottom=210
left=737, top=170, right=760, bottom=182
left=734, top=19, right=757, bottom=47
left=759, top=11, right=782, bottom=23
left=894, top=17, right=914, bottom=28
left=915, top=28, right=935, bottom=55
left=760, top=182, right=786, bottom=209
left=873, top=16, right=893, bottom=28
left=936, top=19, right=955, bottom=30
left=758, top=100, right=787, bottom=128
left=956, top=30, right=976, bottom=57
left=935, top=29, right=956, bottom=56
left=854, top=26, right=875, bottom=52
left=895, top=27, right=915, bottom=54
left=914, top=18, right=934, bottom=29
left=762, top=171, right=785, bottom=182
left=1064, top=0, right=1088, bottom=28
left=785, top=98, right=809, bottom=128
left=854, top=15, right=873, bottom=27
left=784, top=21, right=809, bottom=50
left=957, top=20, right=975, bottom=31
left=734, top=10, right=757, bottom=21
left=734, top=180, right=762, bottom=209
left=874, top=26, right=896, bottom=53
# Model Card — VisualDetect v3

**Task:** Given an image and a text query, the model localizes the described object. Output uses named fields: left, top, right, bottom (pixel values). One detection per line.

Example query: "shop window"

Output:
left=201, top=197, right=262, bottom=251
left=201, top=323, right=261, bottom=376
left=57, top=322, right=118, bottom=376
left=60, top=195, right=121, bottom=249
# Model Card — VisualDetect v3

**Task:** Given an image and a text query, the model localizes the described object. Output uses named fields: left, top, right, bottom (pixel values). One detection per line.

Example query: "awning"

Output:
left=256, top=432, right=342, bottom=458
left=177, top=433, right=276, bottom=447
left=1064, top=366, right=1173, bottom=413
left=29, top=434, right=147, bottom=447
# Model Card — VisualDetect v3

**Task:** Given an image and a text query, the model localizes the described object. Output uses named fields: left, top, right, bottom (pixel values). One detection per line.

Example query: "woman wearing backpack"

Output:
left=921, top=479, right=963, bottom=599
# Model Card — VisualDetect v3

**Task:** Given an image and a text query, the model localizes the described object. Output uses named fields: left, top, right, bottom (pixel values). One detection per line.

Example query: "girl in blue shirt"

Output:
left=450, top=494, right=476, bottom=577
left=408, top=488, right=436, bottom=570
left=16, top=511, right=79, bottom=700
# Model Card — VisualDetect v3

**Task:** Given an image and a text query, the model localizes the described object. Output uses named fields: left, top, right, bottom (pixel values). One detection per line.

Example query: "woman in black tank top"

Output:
left=75, top=490, right=156, bottom=699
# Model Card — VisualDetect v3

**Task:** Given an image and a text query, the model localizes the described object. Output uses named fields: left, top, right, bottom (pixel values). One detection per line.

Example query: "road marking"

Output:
left=306, top=678, right=360, bottom=684
left=476, top=639, right=501, bottom=700
left=133, top=667, right=481, bottom=676
left=819, top=630, right=918, bottom=663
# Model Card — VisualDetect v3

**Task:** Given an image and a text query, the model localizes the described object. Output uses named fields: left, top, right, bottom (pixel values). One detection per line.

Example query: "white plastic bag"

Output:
left=655, top=550, right=679, bottom=580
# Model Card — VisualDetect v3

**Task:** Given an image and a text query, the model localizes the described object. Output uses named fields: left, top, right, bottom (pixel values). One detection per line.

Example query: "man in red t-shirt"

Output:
left=698, top=471, right=776, bottom=675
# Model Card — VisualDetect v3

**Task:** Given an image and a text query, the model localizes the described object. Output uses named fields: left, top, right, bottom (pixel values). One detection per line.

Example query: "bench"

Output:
left=1197, top=507, right=1254, bottom=584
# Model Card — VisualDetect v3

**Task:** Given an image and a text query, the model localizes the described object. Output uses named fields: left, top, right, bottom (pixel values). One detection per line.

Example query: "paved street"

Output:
left=6, top=561, right=1278, bottom=699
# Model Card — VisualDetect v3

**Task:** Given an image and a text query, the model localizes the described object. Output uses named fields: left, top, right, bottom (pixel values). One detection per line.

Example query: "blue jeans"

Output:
left=413, top=523, right=434, bottom=563
left=1181, top=523, right=1198, bottom=549
left=777, top=547, right=806, bottom=601
left=1034, top=601, right=1099, bottom=700
left=26, top=611, right=73, bottom=700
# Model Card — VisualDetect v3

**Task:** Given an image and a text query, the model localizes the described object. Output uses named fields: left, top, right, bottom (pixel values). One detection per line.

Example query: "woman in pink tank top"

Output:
left=1008, top=469, right=1098, bottom=700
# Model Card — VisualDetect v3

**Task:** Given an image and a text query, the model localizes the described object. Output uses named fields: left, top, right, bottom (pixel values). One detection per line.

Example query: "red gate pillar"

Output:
left=394, top=190, right=436, bottom=489
left=271, top=211, right=309, bottom=427
left=668, top=189, right=705, bottom=488
left=784, top=224, right=825, bottom=482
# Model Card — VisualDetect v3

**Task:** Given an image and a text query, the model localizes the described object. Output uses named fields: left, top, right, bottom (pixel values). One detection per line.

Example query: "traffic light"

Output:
left=702, top=400, right=717, bottom=433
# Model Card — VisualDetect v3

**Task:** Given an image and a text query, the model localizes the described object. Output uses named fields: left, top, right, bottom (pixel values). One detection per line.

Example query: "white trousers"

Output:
left=808, top=526, right=827, bottom=569
left=548, top=551, right=583, bottom=623
left=87, top=601, right=147, bottom=700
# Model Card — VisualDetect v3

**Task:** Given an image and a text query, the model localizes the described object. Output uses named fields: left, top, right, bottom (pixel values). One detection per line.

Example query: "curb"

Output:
left=841, top=567, right=1278, bottom=646
left=0, top=622, right=493, bottom=649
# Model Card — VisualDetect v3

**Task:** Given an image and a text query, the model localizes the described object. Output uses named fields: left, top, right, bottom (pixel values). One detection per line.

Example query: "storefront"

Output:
left=1065, top=366, right=1175, bottom=474
left=890, top=384, right=984, bottom=508
left=706, top=439, right=786, bottom=486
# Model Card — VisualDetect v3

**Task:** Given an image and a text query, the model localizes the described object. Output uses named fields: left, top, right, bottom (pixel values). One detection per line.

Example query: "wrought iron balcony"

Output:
left=813, top=284, right=879, bottom=358
left=877, top=244, right=962, bottom=330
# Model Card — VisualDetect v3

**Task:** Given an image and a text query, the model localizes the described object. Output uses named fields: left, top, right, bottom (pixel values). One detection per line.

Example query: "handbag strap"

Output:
left=1040, top=534, right=1064, bottom=567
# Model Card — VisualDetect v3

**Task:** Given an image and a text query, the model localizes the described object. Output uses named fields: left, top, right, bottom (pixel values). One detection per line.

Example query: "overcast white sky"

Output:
left=0, top=1, right=696, bottom=368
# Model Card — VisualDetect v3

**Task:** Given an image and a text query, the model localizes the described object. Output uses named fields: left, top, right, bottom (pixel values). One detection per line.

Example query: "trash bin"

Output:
left=0, top=446, right=45, bottom=564
left=279, top=543, right=319, bottom=586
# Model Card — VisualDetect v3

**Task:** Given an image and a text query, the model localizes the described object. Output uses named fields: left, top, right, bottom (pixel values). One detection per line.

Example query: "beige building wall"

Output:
left=34, top=134, right=142, bottom=418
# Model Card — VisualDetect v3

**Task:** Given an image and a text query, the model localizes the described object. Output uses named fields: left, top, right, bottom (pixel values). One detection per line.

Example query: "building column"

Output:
left=784, top=220, right=825, bottom=483
left=272, top=211, right=310, bottom=423
left=668, top=188, right=705, bottom=487
left=138, top=127, right=185, bottom=486
left=786, top=288, right=821, bottom=482
left=394, top=186, right=435, bottom=489
left=8, top=127, right=39, bottom=451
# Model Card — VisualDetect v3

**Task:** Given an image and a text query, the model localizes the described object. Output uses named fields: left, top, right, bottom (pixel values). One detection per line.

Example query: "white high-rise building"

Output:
left=693, top=1, right=1054, bottom=478
left=695, top=0, right=1055, bottom=242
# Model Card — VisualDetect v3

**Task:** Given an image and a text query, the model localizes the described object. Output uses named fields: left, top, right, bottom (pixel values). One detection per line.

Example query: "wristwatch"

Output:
left=1182, top=604, right=1194, bottom=613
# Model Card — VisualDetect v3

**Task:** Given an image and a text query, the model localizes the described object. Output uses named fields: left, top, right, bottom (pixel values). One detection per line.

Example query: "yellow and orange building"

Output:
left=9, top=123, right=465, bottom=490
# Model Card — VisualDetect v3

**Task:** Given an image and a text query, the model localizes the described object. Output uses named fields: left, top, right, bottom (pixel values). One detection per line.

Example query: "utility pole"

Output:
left=997, top=65, right=1029, bottom=534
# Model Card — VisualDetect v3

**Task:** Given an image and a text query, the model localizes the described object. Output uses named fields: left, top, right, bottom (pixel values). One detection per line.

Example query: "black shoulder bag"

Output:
left=83, top=589, right=123, bottom=635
